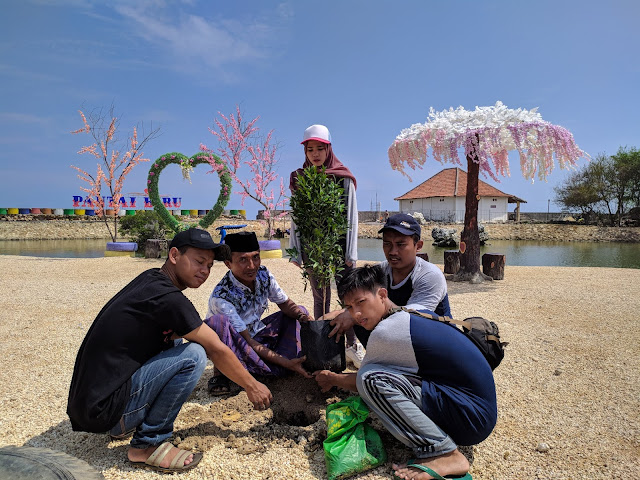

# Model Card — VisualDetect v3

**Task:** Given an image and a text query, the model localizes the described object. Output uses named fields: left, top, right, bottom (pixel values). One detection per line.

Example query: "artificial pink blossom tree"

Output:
left=201, top=106, right=287, bottom=239
left=71, top=106, right=160, bottom=242
left=388, top=101, right=589, bottom=283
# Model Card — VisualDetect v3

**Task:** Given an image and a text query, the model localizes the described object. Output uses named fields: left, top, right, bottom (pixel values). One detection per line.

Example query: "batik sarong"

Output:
left=204, top=308, right=305, bottom=377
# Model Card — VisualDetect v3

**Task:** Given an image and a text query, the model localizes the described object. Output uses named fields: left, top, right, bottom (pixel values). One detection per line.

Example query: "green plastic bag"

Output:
left=323, top=396, right=387, bottom=480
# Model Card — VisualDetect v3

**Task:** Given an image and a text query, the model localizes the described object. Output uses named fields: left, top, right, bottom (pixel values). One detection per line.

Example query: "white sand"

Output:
left=0, top=255, right=638, bottom=479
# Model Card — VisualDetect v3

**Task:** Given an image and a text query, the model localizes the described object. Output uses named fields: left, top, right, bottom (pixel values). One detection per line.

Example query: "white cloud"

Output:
left=0, top=112, right=51, bottom=126
left=114, top=4, right=274, bottom=70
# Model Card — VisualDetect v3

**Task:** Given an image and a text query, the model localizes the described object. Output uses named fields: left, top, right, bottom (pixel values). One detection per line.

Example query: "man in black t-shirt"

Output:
left=67, top=228, right=272, bottom=474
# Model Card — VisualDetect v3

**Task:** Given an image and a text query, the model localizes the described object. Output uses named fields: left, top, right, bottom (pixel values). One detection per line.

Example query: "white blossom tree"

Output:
left=388, top=101, right=589, bottom=283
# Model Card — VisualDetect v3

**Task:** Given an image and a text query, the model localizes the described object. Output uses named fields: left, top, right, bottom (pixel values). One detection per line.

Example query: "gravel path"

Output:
left=0, top=256, right=638, bottom=479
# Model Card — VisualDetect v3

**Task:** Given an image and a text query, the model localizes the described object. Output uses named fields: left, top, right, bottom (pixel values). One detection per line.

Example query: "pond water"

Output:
left=357, top=238, right=640, bottom=269
left=1, top=237, right=639, bottom=268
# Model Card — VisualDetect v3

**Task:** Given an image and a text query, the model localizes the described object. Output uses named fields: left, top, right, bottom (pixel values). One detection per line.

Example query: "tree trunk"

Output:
left=482, top=253, right=505, bottom=280
left=443, top=250, right=460, bottom=274
left=453, top=135, right=492, bottom=283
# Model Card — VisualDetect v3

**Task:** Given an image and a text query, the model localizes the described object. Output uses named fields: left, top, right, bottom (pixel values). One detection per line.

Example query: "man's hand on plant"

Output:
left=287, top=356, right=313, bottom=378
left=327, top=310, right=356, bottom=342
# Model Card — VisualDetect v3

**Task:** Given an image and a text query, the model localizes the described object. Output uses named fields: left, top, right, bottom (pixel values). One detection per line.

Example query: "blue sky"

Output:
left=1, top=0, right=638, bottom=218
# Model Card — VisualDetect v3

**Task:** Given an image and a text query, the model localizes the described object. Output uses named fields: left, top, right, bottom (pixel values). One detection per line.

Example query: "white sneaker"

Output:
left=345, top=342, right=365, bottom=369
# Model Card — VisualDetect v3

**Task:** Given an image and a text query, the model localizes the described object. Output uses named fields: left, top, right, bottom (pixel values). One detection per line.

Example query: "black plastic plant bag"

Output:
left=300, top=319, right=346, bottom=373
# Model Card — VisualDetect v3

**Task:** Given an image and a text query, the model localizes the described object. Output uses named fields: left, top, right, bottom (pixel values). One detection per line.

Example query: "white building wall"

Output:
left=398, top=196, right=509, bottom=223
left=478, top=197, right=508, bottom=222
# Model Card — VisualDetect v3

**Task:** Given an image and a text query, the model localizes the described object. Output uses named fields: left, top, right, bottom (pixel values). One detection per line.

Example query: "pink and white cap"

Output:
left=301, top=124, right=331, bottom=144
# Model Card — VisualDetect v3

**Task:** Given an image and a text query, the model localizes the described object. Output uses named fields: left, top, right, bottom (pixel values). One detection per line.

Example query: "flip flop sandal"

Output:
left=207, top=375, right=239, bottom=396
left=129, top=442, right=203, bottom=473
left=396, top=460, right=472, bottom=480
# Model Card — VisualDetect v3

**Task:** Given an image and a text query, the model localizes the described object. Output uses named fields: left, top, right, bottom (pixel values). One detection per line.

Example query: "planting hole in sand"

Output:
left=271, top=405, right=320, bottom=427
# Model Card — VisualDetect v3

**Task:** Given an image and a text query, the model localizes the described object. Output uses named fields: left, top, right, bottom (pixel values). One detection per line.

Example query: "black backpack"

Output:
left=401, top=307, right=507, bottom=370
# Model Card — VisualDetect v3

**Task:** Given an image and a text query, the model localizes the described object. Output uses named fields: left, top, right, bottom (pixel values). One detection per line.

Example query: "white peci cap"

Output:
left=301, top=124, right=331, bottom=144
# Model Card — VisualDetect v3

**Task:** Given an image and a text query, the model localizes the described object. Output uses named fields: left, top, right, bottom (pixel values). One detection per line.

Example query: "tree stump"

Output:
left=444, top=250, right=460, bottom=274
left=417, top=252, right=429, bottom=262
left=482, top=253, right=505, bottom=280
left=145, top=239, right=168, bottom=259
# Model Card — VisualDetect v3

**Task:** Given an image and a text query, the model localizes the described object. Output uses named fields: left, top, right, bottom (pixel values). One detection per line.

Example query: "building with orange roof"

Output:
left=394, top=168, right=526, bottom=223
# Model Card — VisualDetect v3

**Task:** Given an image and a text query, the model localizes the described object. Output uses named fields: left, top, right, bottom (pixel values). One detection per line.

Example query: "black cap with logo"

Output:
left=378, top=213, right=421, bottom=237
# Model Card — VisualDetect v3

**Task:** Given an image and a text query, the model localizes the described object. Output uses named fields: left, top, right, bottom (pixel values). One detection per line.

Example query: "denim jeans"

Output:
left=108, top=341, right=207, bottom=448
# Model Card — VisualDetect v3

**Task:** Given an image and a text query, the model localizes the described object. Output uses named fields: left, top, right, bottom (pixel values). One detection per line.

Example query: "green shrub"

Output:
left=286, top=166, right=349, bottom=315
left=119, top=210, right=169, bottom=250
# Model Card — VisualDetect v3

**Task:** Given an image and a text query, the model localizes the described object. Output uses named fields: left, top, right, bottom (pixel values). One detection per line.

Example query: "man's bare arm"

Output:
left=277, top=298, right=313, bottom=322
left=239, top=329, right=312, bottom=379
left=182, top=324, right=272, bottom=408
left=313, top=370, right=357, bottom=393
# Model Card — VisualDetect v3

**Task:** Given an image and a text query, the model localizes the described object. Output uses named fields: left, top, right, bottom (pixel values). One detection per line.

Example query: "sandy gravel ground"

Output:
left=0, top=255, right=638, bottom=480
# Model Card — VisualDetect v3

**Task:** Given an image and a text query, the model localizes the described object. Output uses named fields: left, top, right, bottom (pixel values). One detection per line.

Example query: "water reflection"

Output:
left=0, top=239, right=108, bottom=258
left=1, top=237, right=639, bottom=269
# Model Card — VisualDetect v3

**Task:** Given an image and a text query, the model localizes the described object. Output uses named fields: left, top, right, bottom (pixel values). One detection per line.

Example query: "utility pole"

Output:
left=547, top=199, right=550, bottom=222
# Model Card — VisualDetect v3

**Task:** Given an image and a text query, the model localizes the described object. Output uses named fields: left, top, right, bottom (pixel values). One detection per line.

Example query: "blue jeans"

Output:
left=108, top=341, right=207, bottom=448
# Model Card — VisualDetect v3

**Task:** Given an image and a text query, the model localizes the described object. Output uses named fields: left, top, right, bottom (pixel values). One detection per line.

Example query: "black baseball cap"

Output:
left=169, top=228, right=223, bottom=252
left=378, top=213, right=421, bottom=236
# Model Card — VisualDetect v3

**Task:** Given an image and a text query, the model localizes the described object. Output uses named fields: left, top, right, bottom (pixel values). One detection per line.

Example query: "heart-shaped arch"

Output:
left=147, top=152, right=232, bottom=233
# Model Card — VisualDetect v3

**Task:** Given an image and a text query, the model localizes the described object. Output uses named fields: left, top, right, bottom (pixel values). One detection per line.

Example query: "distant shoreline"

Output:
left=1, top=216, right=639, bottom=243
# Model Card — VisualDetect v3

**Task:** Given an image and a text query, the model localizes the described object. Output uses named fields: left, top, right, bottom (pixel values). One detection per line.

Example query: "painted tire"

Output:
left=19, top=208, right=31, bottom=214
left=74, top=209, right=85, bottom=215
left=85, top=209, right=95, bottom=216
left=41, top=208, right=52, bottom=214
left=106, top=242, right=139, bottom=252
left=63, top=209, right=75, bottom=215
left=0, top=208, right=8, bottom=215
left=181, top=210, right=190, bottom=216
left=260, top=248, right=283, bottom=259
left=126, top=209, right=136, bottom=216
left=0, top=445, right=105, bottom=480
left=189, top=209, right=198, bottom=217
left=230, top=209, right=239, bottom=215
left=104, top=250, right=135, bottom=257
left=53, top=208, right=63, bottom=215
left=259, top=240, right=281, bottom=251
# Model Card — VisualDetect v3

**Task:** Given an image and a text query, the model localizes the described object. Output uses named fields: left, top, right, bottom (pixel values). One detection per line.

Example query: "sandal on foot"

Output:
left=130, top=442, right=202, bottom=473
left=403, top=460, right=472, bottom=480
left=208, top=375, right=239, bottom=396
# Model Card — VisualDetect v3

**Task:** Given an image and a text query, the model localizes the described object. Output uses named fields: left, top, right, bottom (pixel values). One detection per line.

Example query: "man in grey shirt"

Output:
left=327, top=213, right=450, bottom=347
left=378, top=213, right=450, bottom=315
